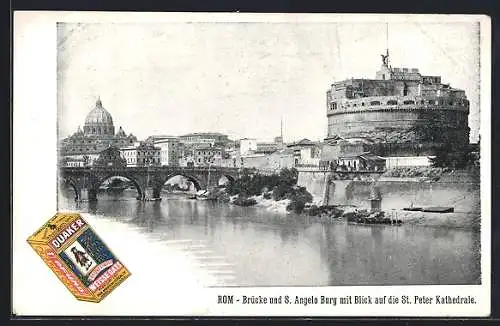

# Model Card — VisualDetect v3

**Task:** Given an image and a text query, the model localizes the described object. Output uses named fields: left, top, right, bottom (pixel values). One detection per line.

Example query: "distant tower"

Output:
left=281, top=116, right=283, bottom=139
left=274, top=117, right=284, bottom=146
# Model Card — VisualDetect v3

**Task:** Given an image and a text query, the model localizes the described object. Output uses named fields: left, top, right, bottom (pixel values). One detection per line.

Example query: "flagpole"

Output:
left=386, top=22, right=389, bottom=66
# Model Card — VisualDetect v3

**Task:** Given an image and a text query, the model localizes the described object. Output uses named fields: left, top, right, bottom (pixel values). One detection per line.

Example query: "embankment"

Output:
left=297, top=169, right=480, bottom=230
left=298, top=170, right=480, bottom=211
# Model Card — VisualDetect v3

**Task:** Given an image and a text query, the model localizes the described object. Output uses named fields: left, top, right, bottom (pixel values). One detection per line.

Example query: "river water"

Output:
left=58, top=189, right=481, bottom=287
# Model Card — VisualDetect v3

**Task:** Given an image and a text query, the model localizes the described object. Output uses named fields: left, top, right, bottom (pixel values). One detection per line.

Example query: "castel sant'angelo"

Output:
left=325, top=49, right=470, bottom=156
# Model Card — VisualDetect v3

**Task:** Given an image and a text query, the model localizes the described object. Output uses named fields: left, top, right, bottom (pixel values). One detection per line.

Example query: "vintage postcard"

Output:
left=13, top=12, right=491, bottom=317
left=27, top=212, right=131, bottom=303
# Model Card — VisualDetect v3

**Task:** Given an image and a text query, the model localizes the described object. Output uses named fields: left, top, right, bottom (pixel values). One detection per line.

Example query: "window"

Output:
left=428, top=100, right=435, bottom=105
left=387, top=100, right=398, bottom=105
left=330, top=102, right=337, bottom=110
left=370, top=101, right=381, bottom=106
left=403, top=100, right=415, bottom=105
left=448, top=101, right=454, bottom=106
left=361, top=102, right=365, bottom=106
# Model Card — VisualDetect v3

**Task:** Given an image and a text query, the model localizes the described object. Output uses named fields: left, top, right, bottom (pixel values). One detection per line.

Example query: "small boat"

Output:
left=196, top=190, right=209, bottom=200
left=144, top=198, right=162, bottom=202
left=422, top=207, right=454, bottom=213
left=403, top=207, right=423, bottom=211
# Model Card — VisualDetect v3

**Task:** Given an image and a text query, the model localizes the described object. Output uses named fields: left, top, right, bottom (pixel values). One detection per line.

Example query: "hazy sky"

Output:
left=57, top=20, right=480, bottom=142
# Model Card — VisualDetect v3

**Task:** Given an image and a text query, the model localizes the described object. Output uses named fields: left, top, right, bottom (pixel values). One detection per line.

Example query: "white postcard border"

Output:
left=13, top=12, right=491, bottom=317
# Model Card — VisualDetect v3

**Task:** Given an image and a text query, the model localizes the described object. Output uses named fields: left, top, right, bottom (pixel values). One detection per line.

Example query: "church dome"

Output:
left=85, top=99, right=114, bottom=125
left=83, top=98, right=115, bottom=136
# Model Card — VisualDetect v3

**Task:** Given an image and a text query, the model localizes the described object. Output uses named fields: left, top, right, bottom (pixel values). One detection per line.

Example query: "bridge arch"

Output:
left=94, top=174, right=145, bottom=200
left=60, top=177, right=80, bottom=201
left=161, top=174, right=203, bottom=191
left=218, top=174, right=235, bottom=186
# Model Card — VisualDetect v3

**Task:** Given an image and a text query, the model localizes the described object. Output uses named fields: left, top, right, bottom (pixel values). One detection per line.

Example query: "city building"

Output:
left=156, top=138, right=180, bottom=167
left=336, top=152, right=386, bottom=172
left=120, top=142, right=161, bottom=167
left=59, top=98, right=138, bottom=165
left=179, top=132, right=230, bottom=148
left=193, top=146, right=225, bottom=166
left=325, top=50, right=470, bottom=156
left=224, top=142, right=239, bottom=160
left=274, top=136, right=284, bottom=148
left=239, top=149, right=295, bottom=171
left=287, top=139, right=322, bottom=166
left=255, top=142, right=280, bottom=155
left=178, top=155, right=196, bottom=167
left=93, top=147, right=127, bottom=168
left=60, top=157, right=87, bottom=168
left=239, top=137, right=283, bottom=156
left=145, top=135, right=180, bottom=166
left=239, top=138, right=257, bottom=157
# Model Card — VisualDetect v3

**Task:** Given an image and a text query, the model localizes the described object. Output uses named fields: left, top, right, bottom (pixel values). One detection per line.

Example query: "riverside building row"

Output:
left=58, top=98, right=443, bottom=171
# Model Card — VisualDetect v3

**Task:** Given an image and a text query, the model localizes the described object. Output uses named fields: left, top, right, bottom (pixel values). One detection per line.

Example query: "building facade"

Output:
left=287, top=139, right=322, bottom=166
left=179, top=132, right=230, bottom=148
left=337, top=153, right=386, bottom=172
left=120, top=142, right=161, bottom=167
left=193, top=146, right=225, bottom=166
left=239, top=138, right=258, bottom=156
left=60, top=157, right=87, bottom=168
left=145, top=136, right=181, bottom=166
left=239, top=150, right=295, bottom=171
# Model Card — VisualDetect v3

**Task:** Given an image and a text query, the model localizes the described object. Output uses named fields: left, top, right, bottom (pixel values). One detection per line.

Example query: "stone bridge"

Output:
left=60, top=166, right=240, bottom=201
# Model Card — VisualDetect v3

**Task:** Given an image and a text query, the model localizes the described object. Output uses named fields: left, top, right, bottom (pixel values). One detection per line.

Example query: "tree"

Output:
left=430, top=143, right=476, bottom=169
left=279, top=168, right=298, bottom=185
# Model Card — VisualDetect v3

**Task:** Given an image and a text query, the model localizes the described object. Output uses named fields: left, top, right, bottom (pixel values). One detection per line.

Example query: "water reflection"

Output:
left=59, top=190, right=481, bottom=286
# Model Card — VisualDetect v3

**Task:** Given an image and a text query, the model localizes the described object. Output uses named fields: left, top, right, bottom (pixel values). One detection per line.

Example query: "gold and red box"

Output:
left=27, top=213, right=131, bottom=303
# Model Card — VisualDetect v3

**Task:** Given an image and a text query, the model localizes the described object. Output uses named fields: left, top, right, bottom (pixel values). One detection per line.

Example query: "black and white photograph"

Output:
left=13, top=12, right=491, bottom=317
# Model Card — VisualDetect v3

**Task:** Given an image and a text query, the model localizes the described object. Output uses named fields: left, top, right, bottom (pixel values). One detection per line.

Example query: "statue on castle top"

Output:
left=381, top=53, right=389, bottom=66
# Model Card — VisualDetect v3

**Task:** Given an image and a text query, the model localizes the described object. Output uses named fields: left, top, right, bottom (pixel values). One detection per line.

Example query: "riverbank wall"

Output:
left=297, top=170, right=480, bottom=214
